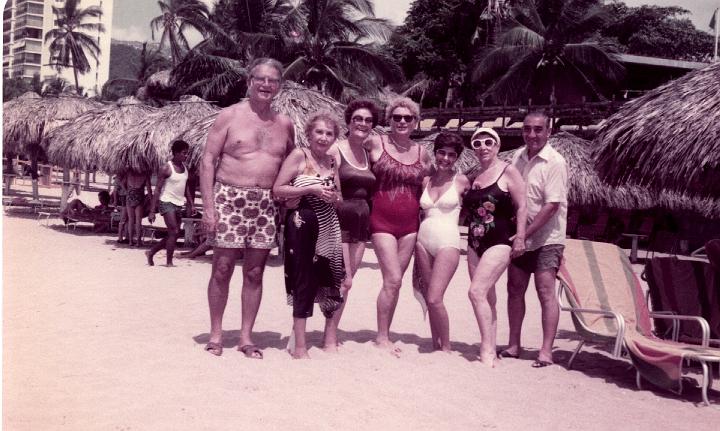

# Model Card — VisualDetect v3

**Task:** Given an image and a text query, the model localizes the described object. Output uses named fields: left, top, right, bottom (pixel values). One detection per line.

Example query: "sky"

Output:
left=112, top=0, right=718, bottom=43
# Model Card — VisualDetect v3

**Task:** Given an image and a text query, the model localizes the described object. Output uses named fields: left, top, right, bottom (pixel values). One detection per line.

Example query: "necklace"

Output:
left=389, top=134, right=411, bottom=150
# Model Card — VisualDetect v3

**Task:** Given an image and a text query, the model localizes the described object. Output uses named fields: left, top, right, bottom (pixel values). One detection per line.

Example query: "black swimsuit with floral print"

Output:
left=462, top=165, right=516, bottom=256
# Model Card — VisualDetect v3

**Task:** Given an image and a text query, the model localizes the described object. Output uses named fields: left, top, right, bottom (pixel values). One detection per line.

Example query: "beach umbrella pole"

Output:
left=30, top=154, right=39, bottom=200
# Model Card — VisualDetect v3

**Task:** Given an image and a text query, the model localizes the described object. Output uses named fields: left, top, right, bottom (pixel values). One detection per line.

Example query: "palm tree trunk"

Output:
left=30, top=154, right=39, bottom=199
left=73, top=65, right=81, bottom=95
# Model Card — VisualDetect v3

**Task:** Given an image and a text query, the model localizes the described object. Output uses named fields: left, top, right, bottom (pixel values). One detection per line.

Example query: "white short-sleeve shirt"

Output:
left=512, top=143, right=568, bottom=251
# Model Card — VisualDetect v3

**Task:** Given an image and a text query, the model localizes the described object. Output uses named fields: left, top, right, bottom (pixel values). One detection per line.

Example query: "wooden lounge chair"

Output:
left=557, top=239, right=720, bottom=406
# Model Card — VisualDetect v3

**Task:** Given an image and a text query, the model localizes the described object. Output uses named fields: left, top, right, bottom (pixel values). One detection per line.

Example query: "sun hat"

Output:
left=470, top=127, right=501, bottom=146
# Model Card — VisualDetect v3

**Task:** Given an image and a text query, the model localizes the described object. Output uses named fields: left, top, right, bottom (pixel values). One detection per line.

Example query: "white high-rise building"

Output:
left=3, top=0, right=114, bottom=97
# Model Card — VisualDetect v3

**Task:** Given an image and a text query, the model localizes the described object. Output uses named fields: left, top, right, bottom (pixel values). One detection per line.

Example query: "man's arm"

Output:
left=199, top=109, right=232, bottom=230
left=149, top=165, right=170, bottom=221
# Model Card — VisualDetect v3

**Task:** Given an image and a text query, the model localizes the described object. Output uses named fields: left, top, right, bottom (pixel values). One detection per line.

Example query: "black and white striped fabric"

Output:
left=286, top=174, right=345, bottom=317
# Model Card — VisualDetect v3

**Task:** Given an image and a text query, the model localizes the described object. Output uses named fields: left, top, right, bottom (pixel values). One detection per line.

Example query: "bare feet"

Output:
left=322, top=343, right=340, bottom=353
left=165, top=261, right=174, bottom=267
left=145, top=250, right=154, bottom=266
left=291, top=348, right=310, bottom=359
left=478, top=352, right=496, bottom=368
left=374, top=339, right=401, bottom=358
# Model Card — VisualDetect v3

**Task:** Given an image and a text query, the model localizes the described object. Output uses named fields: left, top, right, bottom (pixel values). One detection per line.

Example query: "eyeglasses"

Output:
left=470, top=138, right=497, bottom=150
left=250, top=75, right=281, bottom=86
left=351, top=115, right=374, bottom=125
left=391, top=114, right=416, bottom=123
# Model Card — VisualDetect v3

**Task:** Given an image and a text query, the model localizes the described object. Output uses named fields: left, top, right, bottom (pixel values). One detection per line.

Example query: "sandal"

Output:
left=239, top=344, right=263, bottom=359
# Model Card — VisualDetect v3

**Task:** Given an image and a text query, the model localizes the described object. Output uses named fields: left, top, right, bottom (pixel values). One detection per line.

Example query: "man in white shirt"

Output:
left=499, top=111, right=568, bottom=367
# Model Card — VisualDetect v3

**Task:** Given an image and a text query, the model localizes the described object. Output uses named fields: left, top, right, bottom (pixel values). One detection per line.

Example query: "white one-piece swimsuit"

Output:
left=417, top=176, right=461, bottom=257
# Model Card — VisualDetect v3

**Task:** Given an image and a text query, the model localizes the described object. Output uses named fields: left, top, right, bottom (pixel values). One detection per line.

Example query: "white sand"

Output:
left=3, top=187, right=720, bottom=429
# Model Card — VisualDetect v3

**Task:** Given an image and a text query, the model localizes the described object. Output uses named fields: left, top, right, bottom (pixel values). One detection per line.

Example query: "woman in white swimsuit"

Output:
left=415, top=132, right=470, bottom=352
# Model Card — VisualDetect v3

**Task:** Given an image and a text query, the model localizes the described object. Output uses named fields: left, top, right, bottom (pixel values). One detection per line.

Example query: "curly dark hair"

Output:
left=344, top=99, right=380, bottom=128
left=171, top=139, right=189, bottom=154
left=433, top=132, right=464, bottom=155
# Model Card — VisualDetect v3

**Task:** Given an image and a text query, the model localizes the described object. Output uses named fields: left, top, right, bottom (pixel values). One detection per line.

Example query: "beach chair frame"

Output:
left=556, top=279, right=626, bottom=368
left=559, top=239, right=720, bottom=406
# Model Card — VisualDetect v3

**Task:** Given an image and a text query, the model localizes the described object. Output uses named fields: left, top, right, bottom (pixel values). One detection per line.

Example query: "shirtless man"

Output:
left=200, top=58, right=295, bottom=358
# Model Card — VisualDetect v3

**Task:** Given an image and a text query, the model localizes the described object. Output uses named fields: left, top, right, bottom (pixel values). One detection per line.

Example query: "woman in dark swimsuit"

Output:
left=323, top=99, right=379, bottom=351
left=365, top=97, right=431, bottom=354
left=462, top=127, right=527, bottom=367
left=273, top=112, right=345, bottom=359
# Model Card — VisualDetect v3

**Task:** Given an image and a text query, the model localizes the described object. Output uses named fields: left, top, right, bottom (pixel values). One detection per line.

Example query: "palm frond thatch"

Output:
left=182, top=81, right=345, bottom=168
left=44, top=98, right=157, bottom=170
left=467, top=132, right=720, bottom=218
left=3, top=95, right=104, bottom=154
left=593, top=61, right=720, bottom=196
left=103, top=95, right=219, bottom=174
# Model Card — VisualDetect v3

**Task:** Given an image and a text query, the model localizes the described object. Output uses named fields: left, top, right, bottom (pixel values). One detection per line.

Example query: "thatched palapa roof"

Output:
left=182, top=81, right=346, bottom=168
left=103, top=95, right=219, bottom=174
left=464, top=132, right=720, bottom=218
left=593, top=61, right=720, bottom=196
left=44, top=96, right=157, bottom=170
left=3, top=95, right=104, bottom=154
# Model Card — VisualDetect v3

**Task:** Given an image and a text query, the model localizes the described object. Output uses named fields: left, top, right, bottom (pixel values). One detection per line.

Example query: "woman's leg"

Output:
left=414, top=242, right=440, bottom=349
left=323, top=241, right=366, bottom=351
left=117, top=207, right=127, bottom=242
left=126, top=203, right=136, bottom=246
left=133, top=205, right=144, bottom=246
left=373, top=232, right=417, bottom=351
left=292, top=317, right=310, bottom=359
left=467, top=245, right=511, bottom=367
left=426, top=247, right=460, bottom=352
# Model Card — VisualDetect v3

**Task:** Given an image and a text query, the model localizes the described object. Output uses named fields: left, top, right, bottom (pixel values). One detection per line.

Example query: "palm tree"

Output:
left=150, top=0, right=213, bottom=65
left=169, top=0, right=304, bottom=104
left=284, top=0, right=402, bottom=99
left=472, top=0, right=624, bottom=105
left=44, top=0, right=105, bottom=96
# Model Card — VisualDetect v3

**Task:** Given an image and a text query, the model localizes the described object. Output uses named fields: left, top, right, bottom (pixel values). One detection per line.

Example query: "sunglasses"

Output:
left=351, top=115, right=374, bottom=125
left=391, top=114, right=416, bottom=123
left=470, top=138, right=497, bottom=150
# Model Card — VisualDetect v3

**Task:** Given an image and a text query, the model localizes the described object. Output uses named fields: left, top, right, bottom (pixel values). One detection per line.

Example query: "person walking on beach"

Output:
left=500, top=112, right=567, bottom=368
left=146, top=140, right=194, bottom=267
left=199, top=58, right=295, bottom=358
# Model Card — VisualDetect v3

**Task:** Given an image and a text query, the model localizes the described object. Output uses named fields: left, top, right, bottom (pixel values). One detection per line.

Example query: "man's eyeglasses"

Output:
left=470, top=138, right=497, bottom=150
left=391, top=114, right=416, bottom=123
left=251, top=75, right=281, bottom=86
left=351, top=115, right=374, bottom=125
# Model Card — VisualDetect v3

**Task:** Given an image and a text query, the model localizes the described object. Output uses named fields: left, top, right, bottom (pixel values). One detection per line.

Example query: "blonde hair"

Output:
left=304, top=111, right=341, bottom=139
left=385, top=96, right=420, bottom=122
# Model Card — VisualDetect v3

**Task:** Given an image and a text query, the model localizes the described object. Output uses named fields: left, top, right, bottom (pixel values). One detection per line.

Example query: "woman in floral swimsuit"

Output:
left=461, top=127, right=527, bottom=367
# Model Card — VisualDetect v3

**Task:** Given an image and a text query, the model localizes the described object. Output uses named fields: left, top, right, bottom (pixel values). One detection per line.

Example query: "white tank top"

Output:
left=159, top=161, right=188, bottom=206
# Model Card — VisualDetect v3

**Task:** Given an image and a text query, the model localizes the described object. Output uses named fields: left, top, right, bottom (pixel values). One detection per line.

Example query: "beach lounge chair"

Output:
left=644, top=256, right=720, bottom=347
left=557, top=239, right=720, bottom=405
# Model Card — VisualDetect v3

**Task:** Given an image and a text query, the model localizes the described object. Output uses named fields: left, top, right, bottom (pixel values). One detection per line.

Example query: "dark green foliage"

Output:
left=600, top=3, right=713, bottom=62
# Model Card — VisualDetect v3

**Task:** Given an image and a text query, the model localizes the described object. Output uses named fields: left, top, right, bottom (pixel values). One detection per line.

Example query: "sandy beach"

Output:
left=3, top=187, right=719, bottom=430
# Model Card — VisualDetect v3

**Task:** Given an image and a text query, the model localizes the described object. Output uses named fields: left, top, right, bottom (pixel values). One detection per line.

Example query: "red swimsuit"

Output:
left=369, top=138, right=425, bottom=238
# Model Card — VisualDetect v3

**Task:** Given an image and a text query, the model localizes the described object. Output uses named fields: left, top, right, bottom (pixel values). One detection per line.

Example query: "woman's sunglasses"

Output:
left=391, top=114, right=416, bottom=123
left=470, top=138, right=498, bottom=150
left=351, top=116, right=374, bottom=125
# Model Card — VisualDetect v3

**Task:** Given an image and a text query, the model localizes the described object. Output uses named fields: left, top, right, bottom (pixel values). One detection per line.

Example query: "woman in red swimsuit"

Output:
left=366, top=97, right=431, bottom=354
